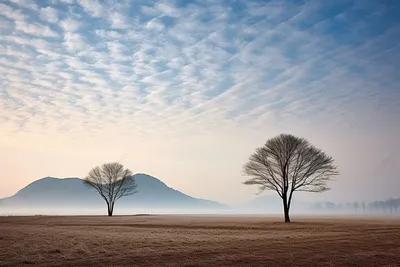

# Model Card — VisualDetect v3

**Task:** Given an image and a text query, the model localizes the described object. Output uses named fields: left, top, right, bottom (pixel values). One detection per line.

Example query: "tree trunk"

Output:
left=107, top=202, right=113, bottom=216
left=283, top=197, right=291, bottom=223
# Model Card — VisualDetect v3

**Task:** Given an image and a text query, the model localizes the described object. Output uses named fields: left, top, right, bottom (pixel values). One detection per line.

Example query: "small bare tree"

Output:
left=243, top=133, right=339, bottom=223
left=84, top=162, right=137, bottom=216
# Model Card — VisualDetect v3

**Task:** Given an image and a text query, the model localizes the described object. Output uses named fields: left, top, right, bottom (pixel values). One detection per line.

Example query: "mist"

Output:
left=2, top=197, right=399, bottom=217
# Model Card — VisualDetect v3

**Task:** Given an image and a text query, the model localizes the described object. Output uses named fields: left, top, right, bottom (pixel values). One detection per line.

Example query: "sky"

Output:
left=0, top=0, right=399, bottom=205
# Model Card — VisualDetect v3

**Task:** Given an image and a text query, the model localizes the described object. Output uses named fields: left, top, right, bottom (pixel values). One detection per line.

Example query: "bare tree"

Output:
left=84, top=162, right=137, bottom=216
left=243, top=133, right=339, bottom=223
left=353, top=201, right=359, bottom=212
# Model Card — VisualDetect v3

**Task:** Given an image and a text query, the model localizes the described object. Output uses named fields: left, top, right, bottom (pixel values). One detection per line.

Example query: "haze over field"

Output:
left=1, top=0, right=399, bottom=206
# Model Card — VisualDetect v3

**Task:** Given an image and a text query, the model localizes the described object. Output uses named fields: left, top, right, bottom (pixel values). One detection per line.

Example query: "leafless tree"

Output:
left=243, top=133, right=339, bottom=223
left=84, top=162, right=137, bottom=216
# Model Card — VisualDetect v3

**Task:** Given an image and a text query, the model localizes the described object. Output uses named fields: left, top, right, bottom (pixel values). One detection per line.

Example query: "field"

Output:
left=1, top=215, right=400, bottom=267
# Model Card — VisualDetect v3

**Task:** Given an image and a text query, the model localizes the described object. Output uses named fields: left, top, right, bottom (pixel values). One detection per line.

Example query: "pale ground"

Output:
left=1, top=215, right=400, bottom=266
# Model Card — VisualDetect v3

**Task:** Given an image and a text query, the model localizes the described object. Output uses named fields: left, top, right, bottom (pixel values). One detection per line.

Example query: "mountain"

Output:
left=0, top=173, right=226, bottom=215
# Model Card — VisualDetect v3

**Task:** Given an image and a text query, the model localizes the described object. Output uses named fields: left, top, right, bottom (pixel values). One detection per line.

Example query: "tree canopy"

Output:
left=243, top=133, right=339, bottom=222
left=84, top=162, right=137, bottom=216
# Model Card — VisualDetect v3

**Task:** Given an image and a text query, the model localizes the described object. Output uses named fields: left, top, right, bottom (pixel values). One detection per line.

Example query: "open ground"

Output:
left=1, top=215, right=400, bottom=267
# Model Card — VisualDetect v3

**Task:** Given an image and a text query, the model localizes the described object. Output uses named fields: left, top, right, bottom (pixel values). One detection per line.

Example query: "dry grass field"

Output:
left=1, top=215, right=400, bottom=267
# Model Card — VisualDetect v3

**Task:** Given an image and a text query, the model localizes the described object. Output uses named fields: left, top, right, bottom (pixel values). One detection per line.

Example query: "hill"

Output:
left=0, top=173, right=226, bottom=215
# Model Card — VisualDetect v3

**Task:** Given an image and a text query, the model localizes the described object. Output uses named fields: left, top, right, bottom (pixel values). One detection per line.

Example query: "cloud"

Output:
left=60, top=17, right=81, bottom=32
left=155, top=1, right=181, bottom=17
left=145, top=19, right=165, bottom=31
left=15, top=20, right=59, bottom=37
left=78, top=0, right=105, bottom=17
left=63, top=32, right=87, bottom=52
left=0, top=3, right=26, bottom=21
left=0, top=17, right=14, bottom=29
left=108, top=11, right=129, bottom=29
left=0, top=0, right=399, bottom=202
left=8, top=0, right=38, bottom=11
left=39, top=6, right=59, bottom=23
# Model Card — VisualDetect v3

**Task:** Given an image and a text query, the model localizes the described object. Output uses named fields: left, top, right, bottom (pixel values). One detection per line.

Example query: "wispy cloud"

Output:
left=0, top=0, right=399, bottom=202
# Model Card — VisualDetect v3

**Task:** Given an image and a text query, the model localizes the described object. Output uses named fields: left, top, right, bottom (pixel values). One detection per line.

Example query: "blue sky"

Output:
left=0, top=0, right=399, bottom=204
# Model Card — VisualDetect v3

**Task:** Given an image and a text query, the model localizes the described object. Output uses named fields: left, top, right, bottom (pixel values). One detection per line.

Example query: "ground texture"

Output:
left=1, top=215, right=400, bottom=266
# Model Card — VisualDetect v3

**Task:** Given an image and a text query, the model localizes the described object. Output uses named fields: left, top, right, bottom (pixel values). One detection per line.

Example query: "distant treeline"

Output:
left=312, top=198, right=400, bottom=214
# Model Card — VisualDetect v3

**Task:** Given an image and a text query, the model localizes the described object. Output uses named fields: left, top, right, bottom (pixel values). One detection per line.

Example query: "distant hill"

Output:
left=0, top=173, right=226, bottom=215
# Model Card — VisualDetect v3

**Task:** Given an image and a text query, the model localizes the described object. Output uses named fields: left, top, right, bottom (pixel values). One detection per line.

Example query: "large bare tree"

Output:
left=84, top=162, right=137, bottom=216
left=243, top=133, right=339, bottom=223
